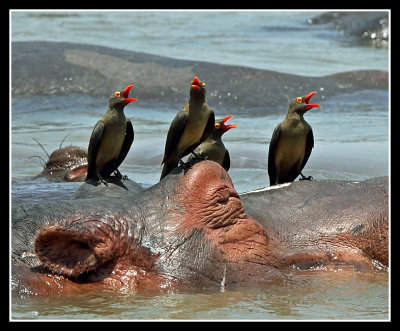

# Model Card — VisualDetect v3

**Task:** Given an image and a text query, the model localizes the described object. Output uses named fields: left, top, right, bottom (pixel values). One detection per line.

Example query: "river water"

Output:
left=10, top=10, right=390, bottom=320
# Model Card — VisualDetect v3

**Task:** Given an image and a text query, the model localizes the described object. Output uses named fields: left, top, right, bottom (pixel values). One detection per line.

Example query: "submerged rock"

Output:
left=308, top=11, right=389, bottom=48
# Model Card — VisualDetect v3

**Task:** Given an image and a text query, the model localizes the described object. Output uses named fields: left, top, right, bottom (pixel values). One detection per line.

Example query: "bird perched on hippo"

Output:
left=268, top=91, right=320, bottom=186
left=87, top=84, right=137, bottom=185
left=160, top=77, right=215, bottom=179
left=187, top=115, right=237, bottom=171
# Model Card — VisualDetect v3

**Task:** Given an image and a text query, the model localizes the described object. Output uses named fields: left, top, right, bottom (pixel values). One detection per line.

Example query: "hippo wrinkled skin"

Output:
left=11, top=161, right=388, bottom=296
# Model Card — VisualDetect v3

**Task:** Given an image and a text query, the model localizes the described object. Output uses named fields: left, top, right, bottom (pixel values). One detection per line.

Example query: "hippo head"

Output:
left=36, top=146, right=88, bottom=182
left=30, top=161, right=276, bottom=294
left=14, top=161, right=388, bottom=296
left=152, top=161, right=277, bottom=287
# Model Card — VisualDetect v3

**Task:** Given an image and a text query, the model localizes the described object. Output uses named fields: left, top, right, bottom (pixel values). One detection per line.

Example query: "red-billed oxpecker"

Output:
left=268, top=91, right=320, bottom=185
left=187, top=115, right=237, bottom=171
left=160, top=77, right=215, bottom=179
left=87, top=84, right=137, bottom=185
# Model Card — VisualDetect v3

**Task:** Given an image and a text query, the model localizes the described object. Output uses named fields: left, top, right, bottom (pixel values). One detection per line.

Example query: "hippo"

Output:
left=11, top=161, right=388, bottom=297
left=12, top=41, right=388, bottom=116
left=32, top=142, right=145, bottom=192
left=308, top=11, right=388, bottom=47
left=72, top=176, right=144, bottom=199
left=33, top=145, right=88, bottom=182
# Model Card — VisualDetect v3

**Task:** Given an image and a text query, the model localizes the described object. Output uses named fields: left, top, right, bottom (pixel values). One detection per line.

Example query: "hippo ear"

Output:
left=34, top=218, right=120, bottom=278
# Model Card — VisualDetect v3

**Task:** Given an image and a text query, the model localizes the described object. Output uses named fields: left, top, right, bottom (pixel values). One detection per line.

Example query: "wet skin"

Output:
left=33, top=146, right=88, bottom=182
left=72, top=176, right=144, bottom=199
left=12, top=161, right=388, bottom=296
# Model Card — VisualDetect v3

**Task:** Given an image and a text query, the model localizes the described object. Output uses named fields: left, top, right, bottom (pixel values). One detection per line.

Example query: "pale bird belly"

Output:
left=274, top=135, right=306, bottom=174
left=177, top=119, right=207, bottom=156
left=198, top=141, right=222, bottom=163
left=95, top=130, right=125, bottom=170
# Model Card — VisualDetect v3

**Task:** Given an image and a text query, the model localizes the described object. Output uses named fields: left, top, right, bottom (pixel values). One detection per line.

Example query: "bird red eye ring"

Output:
left=296, top=97, right=302, bottom=103
left=115, top=92, right=121, bottom=98
left=215, top=123, right=220, bottom=129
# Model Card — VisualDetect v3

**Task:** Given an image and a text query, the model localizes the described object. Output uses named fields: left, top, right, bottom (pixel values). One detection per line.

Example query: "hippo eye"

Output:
left=115, top=91, right=121, bottom=98
left=296, top=97, right=302, bottom=103
left=202, top=83, right=206, bottom=88
left=215, top=123, right=220, bottom=129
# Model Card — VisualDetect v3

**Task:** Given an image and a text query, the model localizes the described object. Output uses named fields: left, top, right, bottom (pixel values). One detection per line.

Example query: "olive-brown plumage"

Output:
left=160, top=77, right=215, bottom=179
left=187, top=115, right=237, bottom=171
left=268, top=91, right=319, bottom=186
left=87, top=84, right=137, bottom=183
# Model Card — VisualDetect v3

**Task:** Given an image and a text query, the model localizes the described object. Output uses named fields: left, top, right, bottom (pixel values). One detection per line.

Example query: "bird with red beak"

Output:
left=268, top=91, right=320, bottom=185
left=87, top=84, right=137, bottom=184
left=160, top=77, right=215, bottom=180
left=187, top=115, right=238, bottom=171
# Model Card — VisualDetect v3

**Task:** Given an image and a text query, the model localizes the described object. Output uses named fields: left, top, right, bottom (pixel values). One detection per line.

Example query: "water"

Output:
left=11, top=273, right=389, bottom=320
left=11, top=10, right=388, bottom=76
left=11, top=90, right=389, bottom=195
left=10, top=10, right=390, bottom=320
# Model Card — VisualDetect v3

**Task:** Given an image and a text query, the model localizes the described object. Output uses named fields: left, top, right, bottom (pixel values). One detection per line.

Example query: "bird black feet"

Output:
left=94, top=172, right=110, bottom=187
left=178, top=152, right=207, bottom=170
left=299, top=173, right=313, bottom=181
left=114, top=169, right=128, bottom=180
left=188, top=151, right=208, bottom=164
left=92, top=169, right=128, bottom=187
left=178, top=158, right=192, bottom=170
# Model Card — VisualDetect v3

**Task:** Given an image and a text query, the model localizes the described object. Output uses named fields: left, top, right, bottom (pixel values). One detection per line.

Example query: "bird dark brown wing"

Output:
left=267, top=124, right=281, bottom=186
left=87, top=120, right=105, bottom=180
left=180, top=110, right=215, bottom=158
left=221, top=149, right=230, bottom=171
left=162, top=109, right=188, bottom=164
left=199, top=110, right=215, bottom=143
left=299, top=128, right=314, bottom=173
left=112, top=118, right=134, bottom=172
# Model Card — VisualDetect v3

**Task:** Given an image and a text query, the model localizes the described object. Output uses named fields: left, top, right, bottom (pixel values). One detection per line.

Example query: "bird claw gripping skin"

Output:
left=299, top=173, right=313, bottom=181
left=95, top=172, right=110, bottom=187
left=187, top=153, right=208, bottom=168
left=114, top=169, right=128, bottom=180
left=190, top=150, right=208, bottom=162
left=178, top=152, right=208, bottom=172
left=178, top=158, right=191, bottom=170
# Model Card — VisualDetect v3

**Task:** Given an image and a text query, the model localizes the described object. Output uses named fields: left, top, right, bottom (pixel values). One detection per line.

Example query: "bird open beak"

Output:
left=304, top=91, right=320, bottom=110
left=221, top=115, right=238, bottom=130
left=122, top=84, right=137, bottom=103
left=191, top=77, right=202, bottom=90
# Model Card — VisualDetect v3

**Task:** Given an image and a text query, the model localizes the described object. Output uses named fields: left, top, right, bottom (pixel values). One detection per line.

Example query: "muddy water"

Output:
left=12, top=272, right=388, bottom=320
